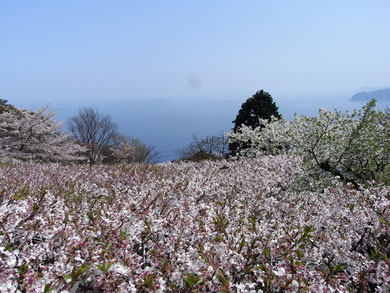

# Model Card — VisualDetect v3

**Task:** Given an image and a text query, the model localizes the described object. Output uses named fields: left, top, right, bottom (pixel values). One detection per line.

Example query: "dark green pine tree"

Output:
left=229, top=90, right=281, bottom=156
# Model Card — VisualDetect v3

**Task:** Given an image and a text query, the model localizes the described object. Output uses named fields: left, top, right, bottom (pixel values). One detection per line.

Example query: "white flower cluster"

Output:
left=0, top=156, right=389, bottom=292
left=0, top=105, right=86, bottom=161
left=228, top=100, right=390, bottom=188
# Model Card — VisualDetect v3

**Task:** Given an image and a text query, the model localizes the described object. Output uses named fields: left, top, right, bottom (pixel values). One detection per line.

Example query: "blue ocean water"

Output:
left=38, top=96, right=373, bottom=162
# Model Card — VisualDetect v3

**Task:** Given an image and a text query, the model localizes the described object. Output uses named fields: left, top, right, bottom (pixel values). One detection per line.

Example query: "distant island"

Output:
left=350, top=88, right=390, bottom=101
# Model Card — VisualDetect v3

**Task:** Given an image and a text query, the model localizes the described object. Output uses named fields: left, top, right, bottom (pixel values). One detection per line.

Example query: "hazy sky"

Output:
left=1, top=0, right=390, bottom=107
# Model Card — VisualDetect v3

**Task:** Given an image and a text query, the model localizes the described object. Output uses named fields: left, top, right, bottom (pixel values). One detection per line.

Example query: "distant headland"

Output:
left=350, top=88, right=390, bottom=101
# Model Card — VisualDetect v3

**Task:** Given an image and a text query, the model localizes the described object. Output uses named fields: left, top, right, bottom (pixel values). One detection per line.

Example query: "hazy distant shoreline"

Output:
left=350, top=88, right=390, bottom=101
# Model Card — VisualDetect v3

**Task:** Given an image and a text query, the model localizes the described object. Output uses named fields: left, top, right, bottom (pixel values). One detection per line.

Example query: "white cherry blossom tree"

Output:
left=228, top=100, right=390, bottom=188
left=0, top=105, right=86, bottom=161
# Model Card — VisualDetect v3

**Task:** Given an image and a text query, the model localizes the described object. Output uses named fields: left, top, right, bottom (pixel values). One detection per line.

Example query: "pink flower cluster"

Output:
left=0, top=156, right=389, bottom=292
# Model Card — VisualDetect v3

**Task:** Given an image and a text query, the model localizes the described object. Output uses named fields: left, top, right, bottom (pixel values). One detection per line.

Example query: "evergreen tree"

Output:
left=230, top=90, right=281, bottom=156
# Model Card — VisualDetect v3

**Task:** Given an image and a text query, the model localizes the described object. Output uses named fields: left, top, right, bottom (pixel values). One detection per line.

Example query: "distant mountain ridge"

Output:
left=350, top=88, right=390, bottom=101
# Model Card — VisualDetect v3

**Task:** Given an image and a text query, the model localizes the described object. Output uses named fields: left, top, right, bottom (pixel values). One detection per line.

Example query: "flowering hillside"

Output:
left=0, top=157, right=389, bottom=292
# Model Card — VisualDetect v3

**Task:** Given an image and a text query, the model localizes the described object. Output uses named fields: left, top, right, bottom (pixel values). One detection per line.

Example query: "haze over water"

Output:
left=2, top=1, right=389, bottom=161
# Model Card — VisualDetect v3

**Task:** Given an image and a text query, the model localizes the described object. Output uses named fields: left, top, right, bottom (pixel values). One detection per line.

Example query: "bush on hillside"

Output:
left=177, top=133, right=229, bottom=162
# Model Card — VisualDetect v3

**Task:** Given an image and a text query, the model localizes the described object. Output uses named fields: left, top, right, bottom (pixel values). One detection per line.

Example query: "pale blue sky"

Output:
left=1, top=0, right=390, bottom=108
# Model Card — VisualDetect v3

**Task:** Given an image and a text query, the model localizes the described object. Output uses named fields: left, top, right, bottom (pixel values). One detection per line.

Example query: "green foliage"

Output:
left=65, top=263, right=89, bottom=282
left=96, top=262, right=113, bottom=274
left=232, top=90, right=281, bottom=132
left=19, top=263, right=29, bottom=275
left=13, top=186, right=29, bottom=200
left=183, top=273, right=203, bottom=289
left=140, top=273, right=156, bottom=289
left=119, top=229, right=129, bottom=240
left=230, top=90, right=281, bottom=156
left=44, top=284, right=55, bottom=293
left=216, top=268, right=231, bottom=292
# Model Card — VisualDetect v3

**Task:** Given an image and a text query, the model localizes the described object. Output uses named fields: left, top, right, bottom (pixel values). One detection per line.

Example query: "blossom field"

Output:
left=0, top=156, right=389, bottom=292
